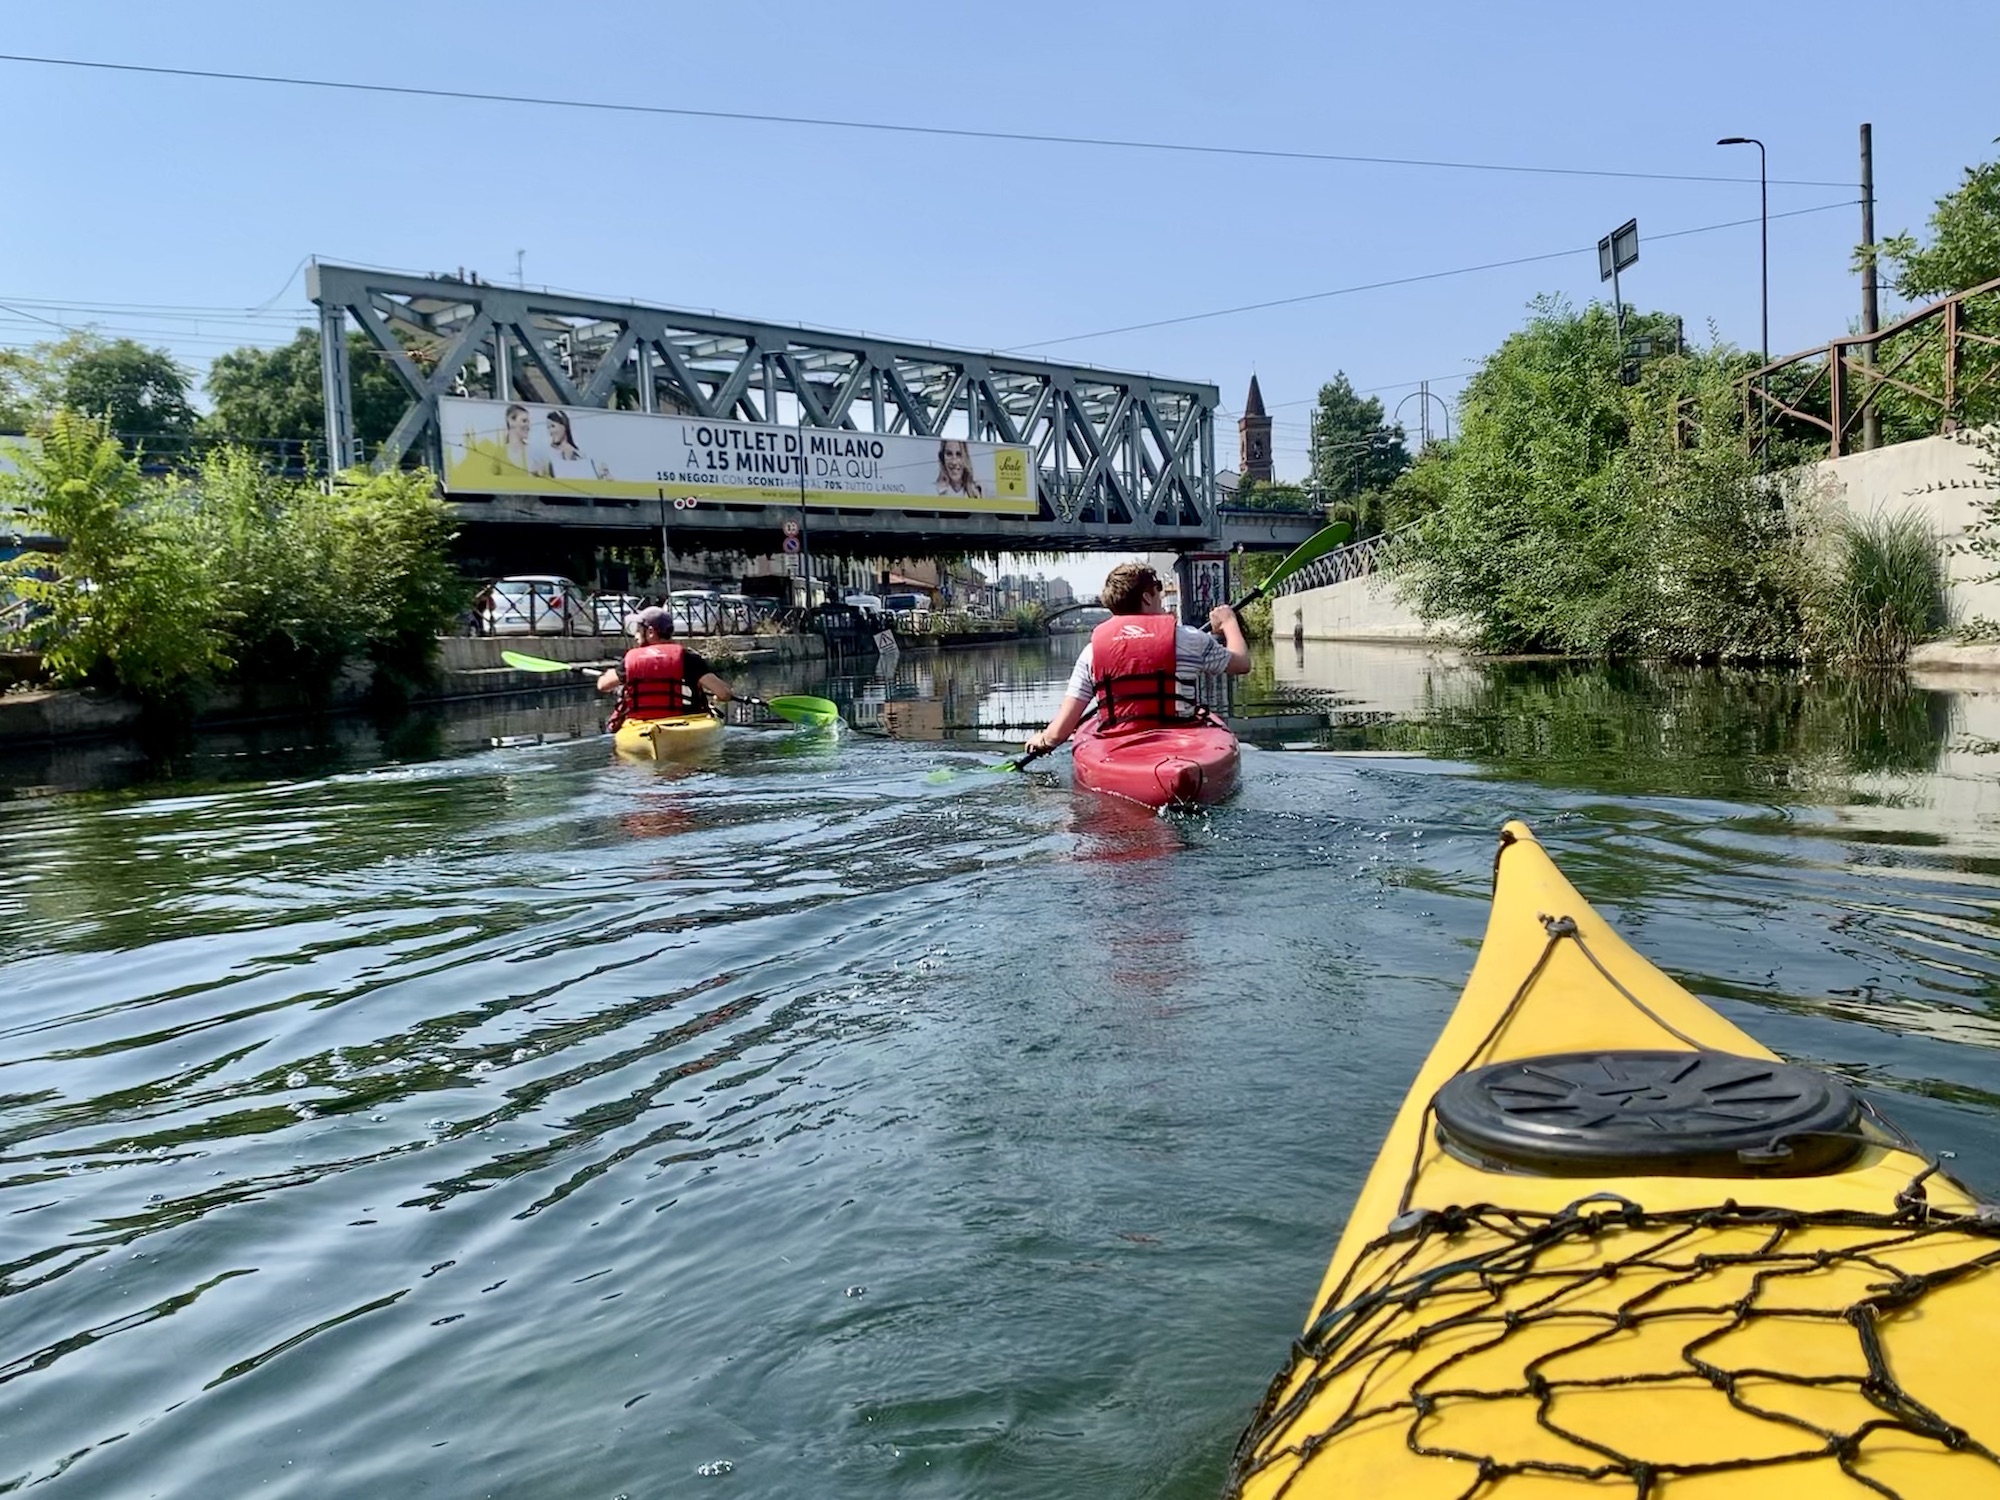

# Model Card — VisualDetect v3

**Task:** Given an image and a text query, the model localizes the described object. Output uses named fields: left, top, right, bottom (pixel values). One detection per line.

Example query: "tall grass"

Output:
left=1825, top=509, right=1949, bottom=664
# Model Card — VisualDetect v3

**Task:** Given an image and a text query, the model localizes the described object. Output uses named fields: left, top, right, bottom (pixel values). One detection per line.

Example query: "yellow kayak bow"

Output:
left=1228, top=821, right=2000, bottom=1499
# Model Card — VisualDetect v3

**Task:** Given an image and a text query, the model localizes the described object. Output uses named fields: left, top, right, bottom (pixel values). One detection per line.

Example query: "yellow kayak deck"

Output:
left=612, top=713, right=723, bottom=760
left=1229, top=821, right=2000, bottom=1499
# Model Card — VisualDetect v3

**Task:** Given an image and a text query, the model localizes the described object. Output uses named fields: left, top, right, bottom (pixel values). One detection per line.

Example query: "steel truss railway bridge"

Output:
left=309, top=264, right=1318, bottom=569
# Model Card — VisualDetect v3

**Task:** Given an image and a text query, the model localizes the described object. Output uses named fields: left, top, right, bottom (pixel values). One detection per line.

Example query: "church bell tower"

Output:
left=1238, top=375, right=1273, bottom=484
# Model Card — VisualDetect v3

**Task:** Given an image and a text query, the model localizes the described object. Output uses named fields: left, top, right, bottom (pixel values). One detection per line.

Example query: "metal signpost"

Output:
left=1598, top=218, right=1640, bottom=384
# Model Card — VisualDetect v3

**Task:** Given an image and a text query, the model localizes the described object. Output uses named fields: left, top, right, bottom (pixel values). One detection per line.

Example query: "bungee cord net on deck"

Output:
left=1225, top=1191, right=2000, bottom=1498
left=1226, top=903, right=2000, bottom=1499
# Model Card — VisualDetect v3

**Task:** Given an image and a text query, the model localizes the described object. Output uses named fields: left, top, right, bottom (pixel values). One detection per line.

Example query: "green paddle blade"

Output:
left=762, top=695, right=840, bottom=728
left=1224, top=521, right=1357, bottom=617
left=501, top=649, right=575, bottom=673
left=1264, top=520, right=1352, bottom=591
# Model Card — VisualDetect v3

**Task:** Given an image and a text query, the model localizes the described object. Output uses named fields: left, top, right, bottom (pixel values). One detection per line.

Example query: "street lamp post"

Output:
left=1717, top=136, right=1769, bottom=450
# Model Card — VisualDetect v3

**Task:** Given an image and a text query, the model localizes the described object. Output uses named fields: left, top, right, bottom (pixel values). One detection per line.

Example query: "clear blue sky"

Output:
left=3, top=1, right=1995, bottom=595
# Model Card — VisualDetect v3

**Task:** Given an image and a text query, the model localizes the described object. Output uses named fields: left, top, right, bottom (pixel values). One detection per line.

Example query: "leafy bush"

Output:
left=1, top=411, right=463, bottom=700
left=323, top=466, right=468, bottom=683
left=0, top=411, right=228, bottom=698
left=1812, top=510, right=1948, bottom=664
left=167, top=447, right=358, bottom=686
left=1385, top=298, right=1818, bottom=661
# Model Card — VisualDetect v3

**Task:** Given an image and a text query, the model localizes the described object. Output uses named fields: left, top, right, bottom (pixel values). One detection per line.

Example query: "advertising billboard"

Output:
left=440, top=398, right=1035, bottom=515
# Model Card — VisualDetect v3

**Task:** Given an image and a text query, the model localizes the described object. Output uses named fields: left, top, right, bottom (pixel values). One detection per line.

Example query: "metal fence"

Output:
left=1717, top=273, right=2000, bottom=461
left=1272, top=529, right=1400, bottom=596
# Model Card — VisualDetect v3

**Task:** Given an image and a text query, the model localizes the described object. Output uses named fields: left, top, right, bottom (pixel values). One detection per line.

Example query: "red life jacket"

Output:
left=615, top=642, right=690, bottom=728
left=1089, top=615, right=1181, bottom=729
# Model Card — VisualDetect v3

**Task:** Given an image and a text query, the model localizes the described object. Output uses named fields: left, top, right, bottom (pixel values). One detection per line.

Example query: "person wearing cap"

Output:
left=596, top=606, right=734, bottom=731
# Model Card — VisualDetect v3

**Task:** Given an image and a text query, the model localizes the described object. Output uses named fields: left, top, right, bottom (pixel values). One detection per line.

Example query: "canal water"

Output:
left=2, top=639, right=1997, bottom=1499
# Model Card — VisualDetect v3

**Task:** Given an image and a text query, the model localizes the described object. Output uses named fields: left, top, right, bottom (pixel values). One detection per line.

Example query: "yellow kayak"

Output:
left=1228, top=821, right=2000, bottom=1499
left=612, top=713, right=723, bottom=761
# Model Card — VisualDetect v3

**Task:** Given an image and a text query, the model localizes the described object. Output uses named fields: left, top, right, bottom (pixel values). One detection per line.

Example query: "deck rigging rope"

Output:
left=1227, top=1190, right=2000, bottom=1498
left=1232, top=889, right=2000, bottom=1498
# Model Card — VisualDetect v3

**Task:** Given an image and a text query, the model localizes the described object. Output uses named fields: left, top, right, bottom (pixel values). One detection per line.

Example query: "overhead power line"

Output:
left=1008, top=199, right=1857, bottom=350
left=0, top=52, right=1857, bottom=189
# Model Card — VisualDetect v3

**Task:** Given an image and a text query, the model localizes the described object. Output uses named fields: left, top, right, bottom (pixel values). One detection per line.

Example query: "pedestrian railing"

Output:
left=1708, top=273, right=2000, bottom=461
left=1272, top=529, right=1401, bottom=596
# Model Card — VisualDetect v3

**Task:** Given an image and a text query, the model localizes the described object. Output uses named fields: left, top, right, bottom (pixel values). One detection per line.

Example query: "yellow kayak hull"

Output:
left=612, top=713, right=723, bottom=760
left=1229, top=821, right=2000, bottom=1499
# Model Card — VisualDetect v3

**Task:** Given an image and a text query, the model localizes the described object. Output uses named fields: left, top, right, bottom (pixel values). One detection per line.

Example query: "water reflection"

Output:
left=1270, top=642, right=1951, bottom=786
left=2, top=638, right=1999, bottom=1499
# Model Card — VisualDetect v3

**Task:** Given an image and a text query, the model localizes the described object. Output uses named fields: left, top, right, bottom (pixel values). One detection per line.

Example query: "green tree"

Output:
left=1307, top=373, right=1408, bottom=502
left=1860, top=147, right=2000, bottom=435
left=0, top=349, right=38, bottom=430
left=0, top=410, right=227, bottom=696
left=1387, top=297, right=1815, bottom=661
left=42, top=333, right=198, bottom=444
left=1877, top=146, right=2000, bottom=300
left=1230, top=478, right=1313, bottom=512
left=206, top=329, right=414, bottom=457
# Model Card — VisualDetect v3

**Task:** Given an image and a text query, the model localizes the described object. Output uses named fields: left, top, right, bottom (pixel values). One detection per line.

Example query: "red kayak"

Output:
left=1071, top=720, right=1241, bottom=808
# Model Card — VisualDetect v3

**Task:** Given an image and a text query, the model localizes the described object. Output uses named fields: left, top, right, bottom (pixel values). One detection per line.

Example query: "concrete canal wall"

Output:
left=0, top=632, right=832, bottom=746
left=1801, top=431, right=2000, bottom=628
left=1287, top=431, right=2000, bottom=648
left=1277, top=573, right=1429, bottom=643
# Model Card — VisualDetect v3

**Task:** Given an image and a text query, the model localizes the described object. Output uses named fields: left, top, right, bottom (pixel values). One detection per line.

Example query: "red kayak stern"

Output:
left=1072, top=722, right=1241, bottom=809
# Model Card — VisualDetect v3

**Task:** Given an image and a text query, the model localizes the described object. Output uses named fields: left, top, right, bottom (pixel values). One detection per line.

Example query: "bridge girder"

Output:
left=308, top=263, right=1223, bottom=544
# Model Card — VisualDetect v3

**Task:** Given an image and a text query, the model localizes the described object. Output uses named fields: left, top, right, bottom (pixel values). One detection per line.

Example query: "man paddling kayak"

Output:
left=1022, top=561, right=1249, bottom=756
left=596, top=606, right=735, bottom=731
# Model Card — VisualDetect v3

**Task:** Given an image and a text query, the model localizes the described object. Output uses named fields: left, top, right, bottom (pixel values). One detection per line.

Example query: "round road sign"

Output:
left=783, top=519, right=801, bottom=539
left=782, top=536, right=801, bottom=554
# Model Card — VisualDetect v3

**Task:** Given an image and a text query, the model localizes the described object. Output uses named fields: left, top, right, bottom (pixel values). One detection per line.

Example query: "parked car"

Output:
left=669, top=589, right=721, bottom=635
left=588, top=591, right=645, bottom=634
left=716, top=594, right=762, bottom=634
left=484, top=575, right=590, bottom=636
left=883, top=592, right=932, bottom=629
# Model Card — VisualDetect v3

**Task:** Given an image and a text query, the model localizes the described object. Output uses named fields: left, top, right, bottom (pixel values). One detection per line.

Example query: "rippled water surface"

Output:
left=3, top=639, right=1998, bottom=1498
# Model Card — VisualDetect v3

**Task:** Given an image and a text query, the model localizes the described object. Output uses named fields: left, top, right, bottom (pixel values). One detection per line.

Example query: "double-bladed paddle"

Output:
left=1219, top=518, right=1352, bottom=620
left=499, top=650, right=840, bottom=728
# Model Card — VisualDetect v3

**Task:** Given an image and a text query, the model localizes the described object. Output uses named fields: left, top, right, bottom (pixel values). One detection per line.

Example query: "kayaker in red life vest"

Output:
left=1022, top=561, right=1248, bottom=754
left=596, top=606, right=735, bottom=730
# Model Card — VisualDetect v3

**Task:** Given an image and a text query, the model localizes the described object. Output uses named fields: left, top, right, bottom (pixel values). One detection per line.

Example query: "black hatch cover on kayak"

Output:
left=1433, top=1050, right=1863, bottom=1176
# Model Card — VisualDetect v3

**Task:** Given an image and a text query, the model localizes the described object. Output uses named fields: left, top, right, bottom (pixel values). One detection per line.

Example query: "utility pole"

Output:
left=1860, top=123, right=1882, bottom=452
left=797, top=455, right=815, bottom=608
left=658, top=493, right=672, bottom=594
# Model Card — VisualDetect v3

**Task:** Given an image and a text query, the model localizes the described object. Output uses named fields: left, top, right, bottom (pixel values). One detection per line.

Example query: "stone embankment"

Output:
left=0, top=631, right=828, bottom=746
